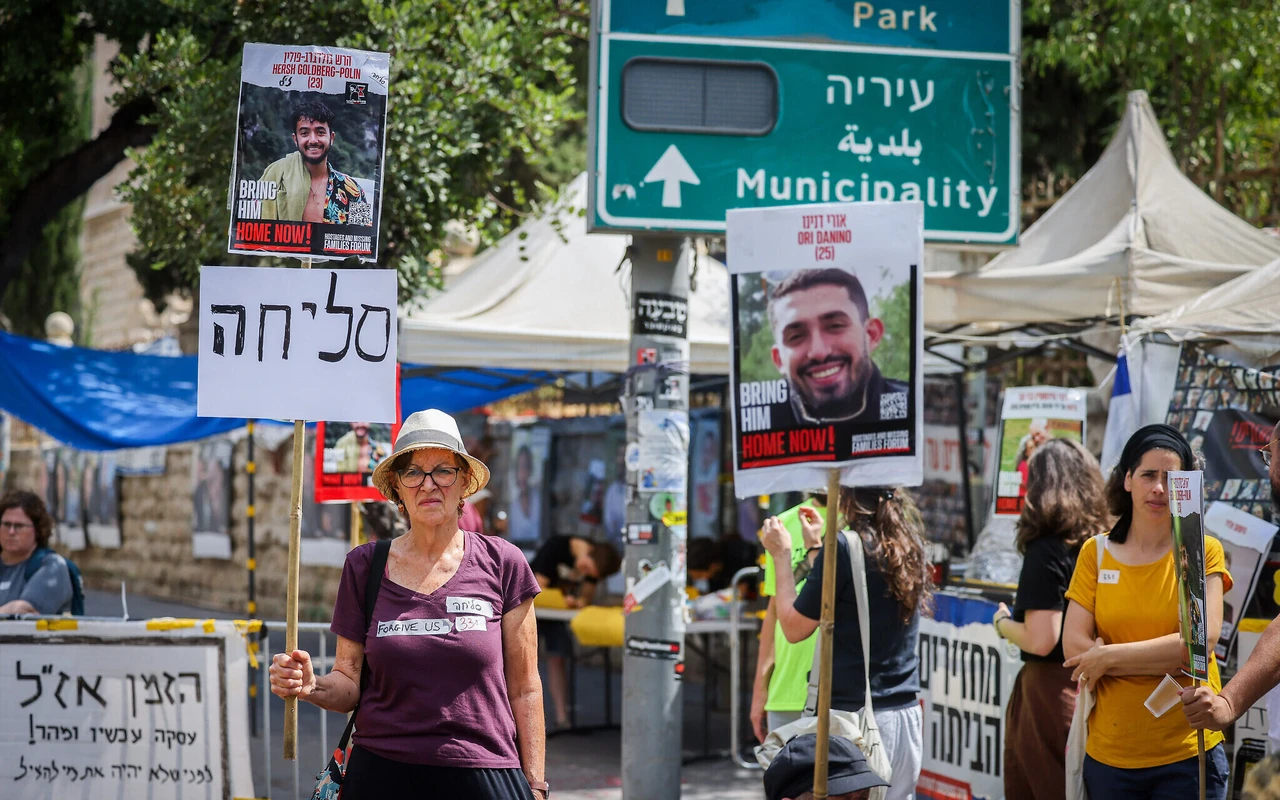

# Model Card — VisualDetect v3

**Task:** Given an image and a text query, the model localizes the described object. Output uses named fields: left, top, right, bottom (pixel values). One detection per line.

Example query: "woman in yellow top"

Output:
left=1063, top=424, right=1232, bottom=799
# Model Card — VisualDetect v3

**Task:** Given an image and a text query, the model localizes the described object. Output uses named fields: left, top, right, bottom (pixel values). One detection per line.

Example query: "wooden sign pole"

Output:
left=283, top=256, right=313, bottom=761
left=811, top=468, right=842, bottom=800
left=1196, top=692, right=1206, bottom=800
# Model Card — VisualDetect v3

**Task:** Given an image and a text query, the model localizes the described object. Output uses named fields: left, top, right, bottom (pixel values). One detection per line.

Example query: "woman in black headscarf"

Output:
left=1060, top=424, right=1232, bottom=799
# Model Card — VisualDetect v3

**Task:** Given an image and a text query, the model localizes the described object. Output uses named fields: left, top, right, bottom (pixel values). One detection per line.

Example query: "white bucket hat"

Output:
left=371, top=409, right=490, bottom=502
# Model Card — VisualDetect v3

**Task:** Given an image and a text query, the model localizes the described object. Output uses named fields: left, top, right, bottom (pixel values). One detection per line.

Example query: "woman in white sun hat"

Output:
left=269, top=409, right=548, bottom=799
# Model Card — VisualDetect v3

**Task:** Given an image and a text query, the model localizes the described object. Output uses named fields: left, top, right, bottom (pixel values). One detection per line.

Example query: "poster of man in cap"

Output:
left=228, top=43, right=390, bottom=261
left=727, top=201, right=923, bottom=495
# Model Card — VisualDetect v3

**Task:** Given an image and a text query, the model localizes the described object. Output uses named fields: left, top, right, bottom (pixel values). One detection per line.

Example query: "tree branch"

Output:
left=0, top=95, right=158, bottom=298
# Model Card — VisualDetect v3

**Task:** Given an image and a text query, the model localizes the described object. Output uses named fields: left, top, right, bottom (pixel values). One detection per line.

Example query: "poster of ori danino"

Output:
left=993, top=387, right=1087, bottom=516
left=228, top=43, right=390, bottom=261
left=726, top=201, right=923, bottom=497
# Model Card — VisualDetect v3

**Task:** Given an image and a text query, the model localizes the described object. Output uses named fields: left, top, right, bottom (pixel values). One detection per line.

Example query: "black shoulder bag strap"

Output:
left=328, top=538, right=391, bottom=783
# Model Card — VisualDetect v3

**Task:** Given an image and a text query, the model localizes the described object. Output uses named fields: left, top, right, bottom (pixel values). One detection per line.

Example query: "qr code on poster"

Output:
left=348, top=202, right=373, bottom=227
left=881, top=391, right=908, bottom=420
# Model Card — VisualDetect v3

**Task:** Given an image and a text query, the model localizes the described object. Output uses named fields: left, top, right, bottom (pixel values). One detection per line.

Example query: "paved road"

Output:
left=84, top=589, right=767, bottom=799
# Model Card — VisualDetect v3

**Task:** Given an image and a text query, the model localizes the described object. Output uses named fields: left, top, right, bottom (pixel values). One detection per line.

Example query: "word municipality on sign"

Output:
left=587, top=0, right=1019, bottom=243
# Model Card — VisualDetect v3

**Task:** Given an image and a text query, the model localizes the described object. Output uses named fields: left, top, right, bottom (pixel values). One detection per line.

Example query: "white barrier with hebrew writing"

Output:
left=917, top=615, right=1022, bottom=800
left=0, top=620, right=254, bottom=799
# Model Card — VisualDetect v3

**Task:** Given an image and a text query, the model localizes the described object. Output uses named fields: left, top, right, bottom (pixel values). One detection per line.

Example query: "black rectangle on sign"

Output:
left=626, top=636, right=681, bottom=660
left=634, top=292, right=688, bottom=338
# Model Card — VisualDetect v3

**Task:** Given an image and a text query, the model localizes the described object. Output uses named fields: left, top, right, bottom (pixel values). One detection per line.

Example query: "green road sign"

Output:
left=587, top=1, right=1020, bottom=244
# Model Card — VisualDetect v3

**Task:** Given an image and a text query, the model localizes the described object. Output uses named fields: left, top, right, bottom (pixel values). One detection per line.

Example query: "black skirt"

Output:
left=341, top=745, right=535, bottom=799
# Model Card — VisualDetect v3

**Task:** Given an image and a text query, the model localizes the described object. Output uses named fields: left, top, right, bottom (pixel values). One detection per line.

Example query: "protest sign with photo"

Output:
left=506, top=425, right=550, bottom=544
left=727, top=201, right=923, bottom=496
left=1169, top=470, right=1209, bottom=681
left=302, top=432, right=354, bottom=567
left=314, top=370, right=401, bottom=503
left=228, top=43, right=390, bottom=261
left=689, top=411, right=722, bottom=540
left=992, top=387, right=1087, bottom=516
left=85, top=452, right=121, bottom=549
left=1204, top=501, right=1277, bottom=660
left=54, top=448, right=86, bottom=551
left=197, top=266, right=397, bottom=423
left=1166, top=346, right=1279, bottom=525
left=192, top=438, right=233, bottom=560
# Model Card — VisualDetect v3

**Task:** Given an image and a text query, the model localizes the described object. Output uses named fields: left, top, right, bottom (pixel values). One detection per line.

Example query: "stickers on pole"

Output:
left=623, top=560, right=671, bottom=613
left=196, top=266, right=397, bottom=423
left=633, top=292, right=689, bottom=338
left=626, top=636, right=682, bottom=660
left=228, top=43, right=390, bottom=261
left=638, top=409, right=689, bottom=492
left=1169, top=470, right=1209, bottom=681
left=726, top=202, right=924, bottom=496
left=993, top=387, right=1087, bottom=516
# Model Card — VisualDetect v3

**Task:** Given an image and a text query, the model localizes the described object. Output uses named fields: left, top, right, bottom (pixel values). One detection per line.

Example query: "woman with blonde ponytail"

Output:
left=762, top=486, right=934, bottom=800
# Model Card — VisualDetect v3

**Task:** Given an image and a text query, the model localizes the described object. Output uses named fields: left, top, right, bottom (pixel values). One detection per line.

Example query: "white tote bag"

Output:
left=1064, top=533, right=1106, bottom=800
left=755, top=530, right=892, bottom=799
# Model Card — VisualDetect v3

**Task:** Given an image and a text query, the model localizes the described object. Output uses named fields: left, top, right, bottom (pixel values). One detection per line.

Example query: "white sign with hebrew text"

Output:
left=197, top=266, right=397, bottom=422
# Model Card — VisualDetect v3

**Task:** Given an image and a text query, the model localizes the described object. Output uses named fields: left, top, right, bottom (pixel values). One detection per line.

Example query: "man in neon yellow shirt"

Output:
left=751, top=494, right=825, bottom=740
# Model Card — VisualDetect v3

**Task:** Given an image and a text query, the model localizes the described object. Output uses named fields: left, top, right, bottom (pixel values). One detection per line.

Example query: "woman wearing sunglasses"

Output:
left=269, top=410, right=548, bottom=799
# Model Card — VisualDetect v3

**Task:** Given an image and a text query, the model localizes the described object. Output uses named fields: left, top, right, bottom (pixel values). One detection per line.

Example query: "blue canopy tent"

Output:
left=0, top=330, right=548, bottom=451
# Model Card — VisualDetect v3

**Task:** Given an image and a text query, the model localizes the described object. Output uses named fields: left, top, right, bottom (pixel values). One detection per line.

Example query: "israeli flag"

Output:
left=1101, top=337, right=1139, bottom=476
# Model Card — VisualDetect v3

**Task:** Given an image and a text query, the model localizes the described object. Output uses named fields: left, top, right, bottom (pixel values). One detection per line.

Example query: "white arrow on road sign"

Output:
left=643, top=145, right=700, bottom=208
left=666, top=0, right=685, bottom=16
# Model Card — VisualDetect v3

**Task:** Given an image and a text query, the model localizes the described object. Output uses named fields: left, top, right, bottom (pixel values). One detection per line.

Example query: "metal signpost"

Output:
left=589, top=0, right=1020, bottom=244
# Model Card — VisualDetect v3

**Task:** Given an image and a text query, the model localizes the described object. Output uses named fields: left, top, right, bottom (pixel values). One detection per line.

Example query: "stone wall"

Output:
left=6, top=433, right=350, bottom=621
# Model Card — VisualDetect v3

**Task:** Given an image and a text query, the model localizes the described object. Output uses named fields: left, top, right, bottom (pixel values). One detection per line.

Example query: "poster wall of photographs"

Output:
left=229, top=43, right=389, bottom=260
left=992, top=387, right=1087, bottom=517
left=1170, top=470, right=1209, bottom=682
left=54, top=449, right=87, bottom=551
left=689, top=411, right=722, bottom=540
left=192, top=438, right=234, bottom=560
left=727, top=201, right=923, bottom=496
left=1165, top=346, right=1278, bottom=526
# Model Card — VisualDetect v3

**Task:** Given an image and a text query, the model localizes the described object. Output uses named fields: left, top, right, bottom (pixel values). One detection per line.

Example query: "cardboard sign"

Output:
left=993, top=387, right=1087, bottom=516
left=1170, top=470, right=1209, bottom=681
left=197, top=266, right=397, bottom=423
left=727, top=202, right=923, bottom=496
left=228, top=43, right=390, bottom=261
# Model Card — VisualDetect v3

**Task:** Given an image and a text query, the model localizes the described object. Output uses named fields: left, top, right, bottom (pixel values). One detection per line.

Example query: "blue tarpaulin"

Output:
left=0, top=330, right=542, bottom=451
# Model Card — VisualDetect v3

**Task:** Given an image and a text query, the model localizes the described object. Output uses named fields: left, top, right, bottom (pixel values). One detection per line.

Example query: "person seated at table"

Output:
left=688, top=534, right=762, bottom=594
left=529, top=535, right=621, bottom=731
left=764, top=733, right=889, bottom=800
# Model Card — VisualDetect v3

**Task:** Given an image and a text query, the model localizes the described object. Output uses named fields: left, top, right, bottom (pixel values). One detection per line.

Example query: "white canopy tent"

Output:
left=399, top=174, right=732, bottom=374
left=925, top=91, right=1280, bottom=329
left=1137, top=257, right=1280, bottom=366
left=400, top=173, right=961, bottom=376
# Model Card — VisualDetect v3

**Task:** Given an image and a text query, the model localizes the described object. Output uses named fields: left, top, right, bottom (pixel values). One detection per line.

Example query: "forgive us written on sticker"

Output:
left=377, top=618, right=453, bottom=637
left=446, top=596, right=494, bottom=617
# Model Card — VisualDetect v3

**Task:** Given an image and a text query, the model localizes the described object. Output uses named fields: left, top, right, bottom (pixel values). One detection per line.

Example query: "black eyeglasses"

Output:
left=0, top=521, right=33, bottom=532
left=397, top=465, right=461, bottom=489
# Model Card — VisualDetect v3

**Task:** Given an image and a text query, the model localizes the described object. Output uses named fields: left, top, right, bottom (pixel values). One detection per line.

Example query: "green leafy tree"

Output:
left=1023, top=1, right=1280, bottom=225
left=2, top=0, right=589, bottom=317
left=870, top=274, right=911, bottom=383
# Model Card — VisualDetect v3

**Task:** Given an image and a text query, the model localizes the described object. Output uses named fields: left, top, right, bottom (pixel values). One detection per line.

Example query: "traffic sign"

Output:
left=609, top=0, right=1015, bottom=55
left=587, top=0, right=1020, bottom=244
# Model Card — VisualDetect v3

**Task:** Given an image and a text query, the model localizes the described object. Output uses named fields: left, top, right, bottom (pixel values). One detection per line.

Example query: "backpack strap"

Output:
left=23, top=549, right=51, bottom=582
left=331, top=539, right=391, bottom=774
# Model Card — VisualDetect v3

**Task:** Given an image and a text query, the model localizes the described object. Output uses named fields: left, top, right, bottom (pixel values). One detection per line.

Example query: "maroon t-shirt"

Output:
left=331, top=531, right=541, bottom=767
